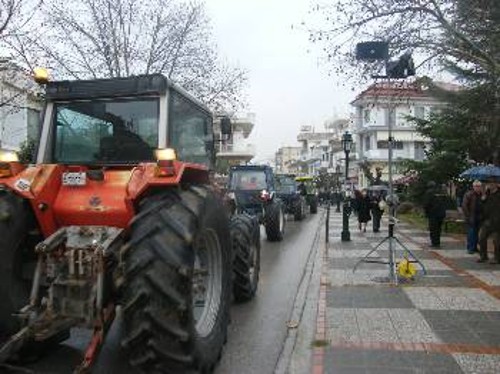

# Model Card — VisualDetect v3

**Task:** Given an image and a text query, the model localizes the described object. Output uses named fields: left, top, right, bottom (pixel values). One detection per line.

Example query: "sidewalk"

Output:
left=311, top=209, right=500, bottom=374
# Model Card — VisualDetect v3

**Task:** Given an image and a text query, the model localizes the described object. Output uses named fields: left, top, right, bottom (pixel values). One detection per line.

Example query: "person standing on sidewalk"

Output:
left=462, top=180, right=483, bottom=254
left=370, top=190, right=385, bottom=233
left=477, top=181, right=500, bottom=263
left=357, top=189, right=372, bottom=232
left=423, top=182, right=447, bottom=248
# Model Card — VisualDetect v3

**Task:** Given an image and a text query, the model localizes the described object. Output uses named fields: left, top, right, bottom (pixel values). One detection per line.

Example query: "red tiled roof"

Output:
left=352, top=81, right=461, bottom=103
left=355, top=82, right=427, bottom=100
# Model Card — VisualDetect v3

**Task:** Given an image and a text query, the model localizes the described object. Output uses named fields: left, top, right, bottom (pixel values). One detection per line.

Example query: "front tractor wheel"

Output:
left=230, top=214, right=260, bottom=302
left=120, top=187, right=232, bottom=373
left=264, top=202, right=285, bottom=242
left=0, top=192, right=31, bottom=335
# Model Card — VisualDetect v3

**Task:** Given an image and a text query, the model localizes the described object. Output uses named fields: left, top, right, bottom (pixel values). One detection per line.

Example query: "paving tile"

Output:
left=450, top=258, right=498, bottom=271
left=475, top=331, right=500, bottom=346
left=329, top=249, right=375, bottom=258
left=453, top=353, right=500, bottom=374
left=329, top=269, right=393, bottom=286
left=436, top=249, right=473, bottom=259
left=448, top=310, right=492, bottom=323
left=326, top=347, right=366, bottom=366
left=388, top=309, right=440, bottom=343
left=326, top=307, right=361, bottom=343
left=330, top=258, right=384, bottom=269
left=432, top=329, right=483, bottom=345
left=405, top=287, right=500, bottom=311
left=369, top=368, right=416, bottom=374
left=328, top=287, right=415, bottom=309
left=468, top=270, right=500, bottom=286
left=484, top=311, right=500, bottom=321
left=404, top=288, right=447, bottom=310
left=404, top=270, right=470, bottom=288
left=420, top=310, right=462, bottom=331
left=418, top=259, right=452, bottom=271
left=356, top=309, right=400, bottom=343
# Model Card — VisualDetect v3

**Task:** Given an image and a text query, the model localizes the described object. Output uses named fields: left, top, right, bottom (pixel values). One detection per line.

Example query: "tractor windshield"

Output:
left=276, top=176, right=296, bottom=194
left=52, top=98, right=159, bottom=164
left=229, top=170, right=267, bottom=191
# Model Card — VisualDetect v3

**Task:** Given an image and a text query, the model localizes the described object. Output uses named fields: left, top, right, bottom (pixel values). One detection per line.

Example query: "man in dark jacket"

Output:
left=462, top=180, right=483, bottom=254
left=423, top=182, right=447, bottom=248
left=478, top=181, right=500, bottom=263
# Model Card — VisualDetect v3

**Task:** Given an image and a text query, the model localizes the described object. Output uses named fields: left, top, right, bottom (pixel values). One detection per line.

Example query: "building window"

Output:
left=377, top=140, right=403, bottom=150
left=385, top=108, right=396, bottom=127
left=414, top=141, right=426, bottom=160
left=363, top=109, right=371, bottom=125
left=364, top=136, right=371, bottom=151
left=27, top=108, right=41, bottom=141
left=414, top=106, right=425, bottom=119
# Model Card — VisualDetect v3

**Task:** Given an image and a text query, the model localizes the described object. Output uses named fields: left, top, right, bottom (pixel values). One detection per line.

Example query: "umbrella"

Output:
left=460, top=165, right=500, bottom=181
left=367, top=185, right=389, bottom=191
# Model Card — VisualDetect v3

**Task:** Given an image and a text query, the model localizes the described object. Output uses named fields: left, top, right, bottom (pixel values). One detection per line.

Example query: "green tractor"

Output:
left=295, top=176, right=318, bottom=214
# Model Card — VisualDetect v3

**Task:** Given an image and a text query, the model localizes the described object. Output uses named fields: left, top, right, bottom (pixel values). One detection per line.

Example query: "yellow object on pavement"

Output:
left=397, top=258, right=417, bottom=279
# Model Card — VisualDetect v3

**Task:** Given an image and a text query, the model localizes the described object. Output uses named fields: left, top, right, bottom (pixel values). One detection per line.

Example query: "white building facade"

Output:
left=215, top=112, right=256, bottom=168
left=352, top=82, right=451, bottom=187
left=275, top=146, right=302, bottom=175
left=0, top=59, right=43, bottom=151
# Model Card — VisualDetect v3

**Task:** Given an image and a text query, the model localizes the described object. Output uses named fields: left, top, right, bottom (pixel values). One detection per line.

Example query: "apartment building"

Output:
left=351, top=81, right=454, bottom=187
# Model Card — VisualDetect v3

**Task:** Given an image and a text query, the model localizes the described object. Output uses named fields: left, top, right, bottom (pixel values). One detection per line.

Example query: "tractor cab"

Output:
left=37, top=74, right=216, bottom=168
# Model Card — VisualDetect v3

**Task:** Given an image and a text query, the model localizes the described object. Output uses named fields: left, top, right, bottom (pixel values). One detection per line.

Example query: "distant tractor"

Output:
left=275, top=174, right=308, bottom=221
left=0, top=73, right=258, bottom=373
left=227, top=165, right=286, bottom=241
left=295, top=176, right=319, bottom=214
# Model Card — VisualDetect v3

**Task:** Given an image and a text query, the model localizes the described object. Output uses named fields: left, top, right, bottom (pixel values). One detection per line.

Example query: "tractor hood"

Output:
left=0, top=162, right=207, bottom=237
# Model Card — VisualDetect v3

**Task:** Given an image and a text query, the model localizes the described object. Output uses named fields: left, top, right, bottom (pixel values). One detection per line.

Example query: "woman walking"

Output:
left=357, top=189, right=372, bottom=232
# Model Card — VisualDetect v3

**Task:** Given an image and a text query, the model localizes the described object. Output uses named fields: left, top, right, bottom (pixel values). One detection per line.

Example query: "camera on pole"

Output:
left=386, top=51, right=415, bottom=79
left=355, top=41, right=416, bottom=79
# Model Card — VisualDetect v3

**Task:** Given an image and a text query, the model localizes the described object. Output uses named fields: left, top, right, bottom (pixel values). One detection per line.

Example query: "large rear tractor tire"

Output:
left=264, top=201, right=285, bottom=242
left=230, top=214, right=260, bottom=302
left=293, top=200, right=304, bottom=221
left=0, top=192, right=31, bottom=336
left=310, top=197, right=318, bottom=214
left=120, top=187, right=232, bottom=373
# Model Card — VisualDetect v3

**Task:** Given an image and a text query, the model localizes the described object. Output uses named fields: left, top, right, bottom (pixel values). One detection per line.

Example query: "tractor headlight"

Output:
left=154, top=148, right=176, bottom=177
left=155, top=148, right=177, bottom=161
left=0, top=150, right=19, bottom=163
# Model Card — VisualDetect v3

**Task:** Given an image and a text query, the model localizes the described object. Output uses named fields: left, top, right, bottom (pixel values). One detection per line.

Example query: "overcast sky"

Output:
left=205, top=0, right=354, bottom=163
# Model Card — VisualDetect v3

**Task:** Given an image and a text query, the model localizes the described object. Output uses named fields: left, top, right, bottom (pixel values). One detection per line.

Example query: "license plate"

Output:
left=62, top=172, right=87, bottom=186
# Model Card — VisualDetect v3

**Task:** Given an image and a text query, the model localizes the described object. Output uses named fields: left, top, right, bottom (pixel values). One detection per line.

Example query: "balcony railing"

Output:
left=217, top=142, right=256, bottom=157
left=363, top=149, right=413, bottom=160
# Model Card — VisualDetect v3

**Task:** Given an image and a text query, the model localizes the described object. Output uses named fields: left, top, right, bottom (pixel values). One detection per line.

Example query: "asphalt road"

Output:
left=13, top=210, right=322, bottom=374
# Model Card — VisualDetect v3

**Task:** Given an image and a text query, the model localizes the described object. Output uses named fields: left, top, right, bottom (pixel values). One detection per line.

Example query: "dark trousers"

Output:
left=466, top=223, right=479, bottom=253
left=478, top=223, right=500, bottom=261
left=372, top=211, right=382, bottom=232
left=428, top=217, right=443, bottom=246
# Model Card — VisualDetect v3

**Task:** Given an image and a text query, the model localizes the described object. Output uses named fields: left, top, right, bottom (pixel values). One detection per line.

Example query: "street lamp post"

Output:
left=335, top=164, right=341, bottom=212
left=341, top=132, right=353, bottom=242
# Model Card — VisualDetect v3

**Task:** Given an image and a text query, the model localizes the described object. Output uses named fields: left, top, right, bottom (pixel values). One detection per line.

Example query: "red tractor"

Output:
left=0, top=73, right=259, bottom=372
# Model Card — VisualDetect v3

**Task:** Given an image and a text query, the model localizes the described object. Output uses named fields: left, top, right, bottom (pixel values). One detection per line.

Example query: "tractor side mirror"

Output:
left=220, top=117, right=232, bottom=137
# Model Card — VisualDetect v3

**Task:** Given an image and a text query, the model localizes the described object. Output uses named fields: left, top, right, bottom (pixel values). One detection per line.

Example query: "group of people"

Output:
left=423, top=179, right=500, bottom=263
left=351, top=188, right=386, bottom=233
left=461, top=180, right=500, bottom=263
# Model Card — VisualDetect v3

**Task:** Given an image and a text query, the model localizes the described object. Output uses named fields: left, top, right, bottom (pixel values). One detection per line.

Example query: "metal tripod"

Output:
left=352, top=214, right=427, bottom=285
left=352, top=77, right=426, bottom=284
